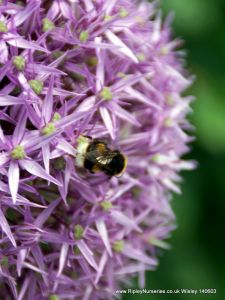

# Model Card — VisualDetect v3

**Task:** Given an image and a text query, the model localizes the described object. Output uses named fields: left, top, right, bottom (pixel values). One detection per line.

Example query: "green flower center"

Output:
left=29, top=80, right=43, bottom=95
left=79, top=30, right=89, bottom=42
left=119, top=8, right=129, bottom=18
left=13, top=56, right=26, bottom=71
left=42, top=18, right=55, bottom=32
left=49, top=295, right=60, bottom=300
left=164, top=117, right=173, bottom=127
left=53, top=157, right=66, bottom=170
left=74, top=224, right=84, bottom=240
left=137, top=53, right=146, bottom=62
left=0, top=256, right=9, bottom=267
left=0, top=21, right=8, bottom=33
left=160, top=46, right=169, bottom=56
left=151, top=153, right=161, bottom=163
left=104, top=15, right=113, bottom=22
left=11, top=145, right=26, bottom=160
left=70, top=72, right=85, bottom=82
left=41, top=122, right=56, bottom=136
left=73, top=246, right=80, bottom=255
left=100, top=86, right=113, bottom=101
left=100, top=201, right=112, bottom=212
left=52, top=112, right=61, bottom=122
left=52, top=50, right=64, bottom=59
left=86, top=56, right=98, bottom=67
left=165, top=94, right=175, bottom=106
left=116, top=72, right=126, bottom=78
left=131, top=187, right=141, bottom=199
left=113, top=240, right=124, bottom=252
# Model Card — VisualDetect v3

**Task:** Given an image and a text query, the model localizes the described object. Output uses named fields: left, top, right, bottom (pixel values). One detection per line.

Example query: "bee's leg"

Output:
left=91, top=165, right=102, bottom=173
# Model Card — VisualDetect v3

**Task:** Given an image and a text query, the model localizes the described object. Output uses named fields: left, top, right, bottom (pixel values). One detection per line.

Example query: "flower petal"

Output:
left=12, top=107, right=27, bottom=145
left=0, top=40, right=8, bottom=64
left=55, top=110, right=93, bottom=130
left=96, top=219, right=112, bottom=257
left=8, top=160, right=19, bottom=204
left=17, top=249, right=27, bottom=277
left=5, top=33, right=49, bottom=53
left=57, top=243, right=69, bottom=277
left=0, top=95, right=25, bottom=106
left=0, top=60, right=11, bottom=82
left=77, top=240, right=98, bottom=271
left=56, top=139, right=75, bottom=156
left=34, top=198, right=61, bottom=228
left=0, top=207, right=16, bottom=247
left=83, top=0, right=95, bottom=12
left=99, top=106, right=115, bottom=140
left=42, top=144, right=50, bottom=174
left=105, top=30, right=138, bottom=63
left=42, top=74, right=54, bottom=123
left=111, top=210, right=142, bottom=233
left=0, top=152, right=9, bottom=166
left=109, top=102, right=140, bottom=126
left=58, top=0, right=72, bottom=18
left=123, top=244, right=158, bottom=266
left=103, top=0, right=118, bottom=15
left=19, top=159, right=62, bottom=186
left=13, top=1, right=41, bottom=27
left=94, top=250, right=108, bottom=285
left=95, top=37, right=104, bottom=92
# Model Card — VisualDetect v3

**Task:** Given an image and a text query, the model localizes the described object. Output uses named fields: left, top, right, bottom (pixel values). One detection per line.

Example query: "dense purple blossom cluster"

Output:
left=0, top=0, right=195, bottom=299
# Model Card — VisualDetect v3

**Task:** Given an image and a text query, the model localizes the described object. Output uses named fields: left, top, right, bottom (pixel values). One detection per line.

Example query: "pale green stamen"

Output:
left=74, top=224, right=84, bottom=240
left=151, top=154, right=161, bottom=163
left=70, top=72, right=84, bottom=81
left=49, top=295, right=60, bottom=300
left=13, top=56, right=26, bottom=71
left=52, top=112, right=61, bottom=122
left=52, top=51, right=64, bottom=59
left=42, top=18, right=55, bottom=32
left=100, top=87, right=113, bottom=101
left=166, top=94, right=175, bottom=106
left=53, top=157, right=66, bottom=170
left=100, top=201, right=112, bottom=212
left=41, top=122, right=56, bottom=136
left=104, top=15, right=113, bottom=22
left=137, top=53, right=146, bottom=62
left=11, top=145, right=26, bottom=160
left=164, top=117, right=173, bottom=127
left=113, top=240, right=124, bottom=252
left=79, top=31, right=89, bottom=42
left=0, top=21, right=8, bottom=33
left=0, top=257, right=9, bottom=267
left=116, top=72, right=126, bottom=78
left=160, top=46, right=169, bottom=56
left=86, top=56, right=98, bottom=67
left=29, top=80, right=43, bottom=95
left=119, top=8, right=129, bottom=18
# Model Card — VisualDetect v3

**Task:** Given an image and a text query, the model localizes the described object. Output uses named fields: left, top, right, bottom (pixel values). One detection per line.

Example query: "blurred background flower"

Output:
left=123, top=0, right=225, bottom=299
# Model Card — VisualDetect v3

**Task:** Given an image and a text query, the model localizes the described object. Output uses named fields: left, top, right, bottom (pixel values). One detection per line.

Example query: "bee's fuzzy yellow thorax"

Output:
left=76, top=136, right=90, bottom=167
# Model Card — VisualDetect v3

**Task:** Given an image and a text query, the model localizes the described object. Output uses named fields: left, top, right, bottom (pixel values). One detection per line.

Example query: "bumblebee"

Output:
left=76, top=136, right=127, bottom=176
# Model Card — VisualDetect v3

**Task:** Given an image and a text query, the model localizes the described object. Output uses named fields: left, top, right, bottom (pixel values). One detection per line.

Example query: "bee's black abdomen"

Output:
left=84, top=157, right=95, bottom=173
left=105, top=152, right=126, bottom=176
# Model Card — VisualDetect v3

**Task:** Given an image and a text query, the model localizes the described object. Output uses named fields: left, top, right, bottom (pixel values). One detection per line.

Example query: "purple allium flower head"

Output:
left=0, top=0, right=195, bottom=299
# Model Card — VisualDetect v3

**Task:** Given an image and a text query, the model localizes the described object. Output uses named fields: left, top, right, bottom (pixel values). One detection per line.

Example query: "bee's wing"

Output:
left=86, top=148, right=116, bottom=165
left=95, top=151, right=116, bottom=165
